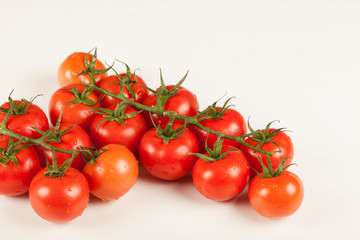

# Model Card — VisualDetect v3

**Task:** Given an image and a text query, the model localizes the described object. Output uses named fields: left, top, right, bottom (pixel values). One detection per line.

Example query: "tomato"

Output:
left=89, top=104, right=147, bottom=153
left=37, top=123, right=93, bottom=171
left=191, top=107, right=247, bottom=153
left=241, top=129, right=294, bottom=176
left=49, top=83, right=101, bottom=131
left=192, top=145, right=250, bottom=201
left=0, top=100, right=49, bottom=141
left=29, top=167, right=89, bottom=223
left=139, top=123, right=199, bottom=180
left=82, top=144, right=138, bottom=201
left=248, top=171, right=304, bottom=218
left=141, top=85, right=198, bottom=128
left=0, top=141, right=41, bottom=196
left=97, top=74, right=149, bottom=107
left=58, top=51, right=107, bottom=87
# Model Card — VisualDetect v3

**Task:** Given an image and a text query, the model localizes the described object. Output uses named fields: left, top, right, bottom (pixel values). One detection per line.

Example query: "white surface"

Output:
left=1, top=0, right=360, bottom=239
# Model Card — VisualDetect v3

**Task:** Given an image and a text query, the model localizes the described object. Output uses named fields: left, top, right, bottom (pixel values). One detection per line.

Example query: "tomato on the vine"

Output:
left=248, top=171, right=304, bottom=218
left=29, top=167, right=89, bottom=223
left=49, top=83, right=101, bottom=131
left=191, top=107, right=247, bottom=153
left=82, top=144, right=138, bottom=201
left=241, top=127, right=294, bottom=176
left=37, top=123, right=93, bottom=171
left=139, top=123, right=199, bottom=180
left=97, top=73, right=149, bottom=107
left=0, top=99, right=49, bottom=141
left=0, top=141, right=41, bottom=196
left=89, top=104, right=147, bottom=153
left=58, top=51, right=108, bottom=87
left=141, top=85, right=198, bottom=128
left=192, top=144, right=250, bottom=201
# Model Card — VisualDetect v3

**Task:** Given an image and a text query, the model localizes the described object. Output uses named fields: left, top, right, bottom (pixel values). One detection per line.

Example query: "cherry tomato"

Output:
left=139, top=123, right=199, bottom=180
left=82, top=144, right=138, bottom=201
left=89, top=104, right=147, bottom=153
left=29, top=167, right=89, bottom=223
left=191, top=107, right=247, bottom=153
left=97, top=74, right=149, bottom=107
left=49, top=83, right=101, bottom=131
left=0, top=100, right=49, bottom=141
left=58, top=51, right=107, bottom=87
left=192, top=145, right=250, bottom=201
left=141, top=85, right=198, bottom=128
left=0, top=141, right=41, bottom=196
left=248, top=171, right=304, bottom=218
left=241, top=129, right=294, bottom=176
left=37, top=124, right=93, bottom=171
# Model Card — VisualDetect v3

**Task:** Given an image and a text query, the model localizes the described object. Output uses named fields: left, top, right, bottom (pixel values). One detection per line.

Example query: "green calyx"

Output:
left=77, top=48, right=113, bottom=86
left=0, top=91, right=42, bottom=119
left=254, top=154, right=296, bottom=178
left=189, top=136, right=238, bottom=162
left=0, top=138, right=33, bottom=168
left=91, top=102, right=141, bottom=131
left=247, top=120, right=287, bottom=152
left=44, top=150, right=76, bottom=178
left=80, top=146, right=107, bottom=165
left=61, top=86, right=101, bottom=107
left=153, top=114, right=187, bottom=145
left=198, top=96, right=235, bottom=121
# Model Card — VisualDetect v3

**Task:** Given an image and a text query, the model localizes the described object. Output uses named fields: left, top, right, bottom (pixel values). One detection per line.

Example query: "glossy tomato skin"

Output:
left=82, top=144, right=138, bottom=201
left=141, top=85, right=198, bottom=128
left=29, top=167, right=89, bottom=223
left=0, top=141, right=41, bottom=196
left=89, top=105, right=147, bottom=153
left=241, top=129, right=294, bottom=176
left=97, top=74, right=149, bottom=107
left=49, top=83, right=101, bottom=131
left=248, top=171, right=304, bottom=218
left=139, top=124, right=199, bottom=180
left=37, top=124, right=93, bottom=171
left=191, top=107, right=247, bottom=153
left=58, top=52, right=107, bottom=87
left=192, top=145, right=250, bottom=201
left=0, top=100, right=49, bottom=141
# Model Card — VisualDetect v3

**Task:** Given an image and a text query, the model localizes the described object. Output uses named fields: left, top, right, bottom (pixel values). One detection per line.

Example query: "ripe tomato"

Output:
left=191, top=107, right=247, bottom=153
left=58, top=51, right=107, bottom=87
left=89, top=104, right=147, bottom=153
left=241, top=129, right=294, bottom=176
left=49, top=83, right=101, bottom=131
left=139, top=123, right=199, bottom=180
left=0, top=100, right=49, bottom=141
left=192, top=145, right=250, bottom=201
left=0, top=141, right=41, bottom=196
left=248, top=171, right=304, bottom=218
left=97, top=74, right=149, bottom=107
left=29, top=167, right=89, bottom=223
left=37, top=123, right=93, bottom=171
left=141, top=85, right=198, bottom=128
left=82, top=144, right=138, bottom=201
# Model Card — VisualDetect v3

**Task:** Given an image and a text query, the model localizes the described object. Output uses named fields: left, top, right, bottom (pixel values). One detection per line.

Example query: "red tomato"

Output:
left=0, top=141, right=41, bottom=196
left=0, top=100, right=49, bottom=141
left=58, top=51, right=107, bottom=87
left=89, top=104, right=147, bottom=153
left=241, top=129, right=294, bottom=176
left=248, top=171, right=304, bottom=218
left=37, top=124, right=93, bottom=171
left=82, top=144, right=138, bottom=201
left=141, top=85, right=198, bottom=128
left=191, top=107, right=247, bottom=153
left=29, top=167, right=89, bottom=223
left=97, top=74, right=149, bottom=107
left=192, top=145, right=250, bottom=201
left=139, top=123, right=199, bottom=180
left=49, top=83, right=101, bottom=131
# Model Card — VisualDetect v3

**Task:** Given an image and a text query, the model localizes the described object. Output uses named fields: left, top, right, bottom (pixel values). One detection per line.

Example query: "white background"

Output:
left=1, top=0, right=360, bottom=239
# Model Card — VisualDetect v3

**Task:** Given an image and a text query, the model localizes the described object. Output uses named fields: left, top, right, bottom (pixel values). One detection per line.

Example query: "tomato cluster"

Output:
left=0, top=49, right=304, bottom=222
